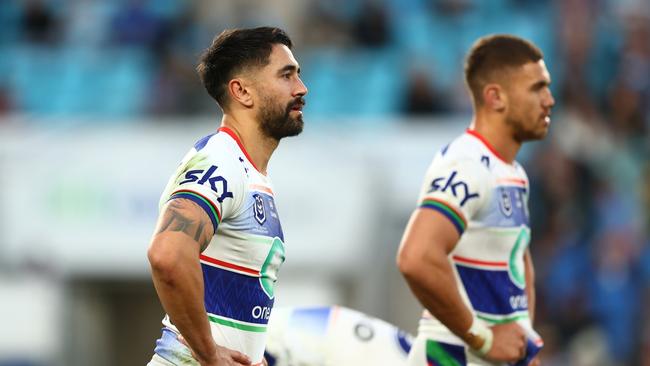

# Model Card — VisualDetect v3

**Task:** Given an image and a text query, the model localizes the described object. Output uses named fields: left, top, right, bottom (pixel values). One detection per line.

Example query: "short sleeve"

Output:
left=163, top=148, right=243, bottom=234
left=417, top=157, right=490, bottom=235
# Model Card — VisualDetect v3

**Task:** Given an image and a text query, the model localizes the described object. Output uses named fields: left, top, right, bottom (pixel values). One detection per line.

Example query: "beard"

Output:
left=257, top=94, right=305, bottom=141
left=505, top=112, right=547, bottom=143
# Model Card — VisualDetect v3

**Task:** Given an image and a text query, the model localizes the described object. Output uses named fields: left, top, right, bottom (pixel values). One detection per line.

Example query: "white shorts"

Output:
left=146, top=353, right=178, bottom=366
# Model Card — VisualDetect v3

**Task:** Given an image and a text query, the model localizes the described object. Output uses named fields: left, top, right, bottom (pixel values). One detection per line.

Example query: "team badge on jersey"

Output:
left=499, top=188, right=513, bottom=217
left=253, top=194, right=266, bottom=225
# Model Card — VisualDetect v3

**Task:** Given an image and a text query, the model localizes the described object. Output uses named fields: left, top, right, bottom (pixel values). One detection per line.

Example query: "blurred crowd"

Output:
left=1, top=0, right=649, bottom=365
left=524, top=2, right=650, bottom=366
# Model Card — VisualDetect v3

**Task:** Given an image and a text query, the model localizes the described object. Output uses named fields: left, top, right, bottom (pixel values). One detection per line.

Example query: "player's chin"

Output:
left=535, top=126, right=549, bottom=139
left=521, top=127, right=548, bottom=142
left=531, top=121, right=550, bottom=139
left=282, top=118, right=304, bottom=138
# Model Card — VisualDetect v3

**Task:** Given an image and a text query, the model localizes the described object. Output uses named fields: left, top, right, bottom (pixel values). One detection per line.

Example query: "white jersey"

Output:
left=153, top=127, right=286, bottom=366
left=410, top=129, right=542, bottom=365
left=264, top=306, right=413, bottom=366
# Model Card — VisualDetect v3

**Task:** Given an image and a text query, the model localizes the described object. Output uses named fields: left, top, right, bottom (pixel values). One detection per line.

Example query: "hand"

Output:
left=484, top=322, right=527, bottom=363
left=178, top=335, right=252, bottom=366
left=529, top=356, right=541, bottom=366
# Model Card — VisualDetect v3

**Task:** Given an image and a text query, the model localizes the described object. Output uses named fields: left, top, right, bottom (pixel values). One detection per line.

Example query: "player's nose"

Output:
left=294, top=77, right=308, bottom=97
left=544, top=89, right=555, bottom=108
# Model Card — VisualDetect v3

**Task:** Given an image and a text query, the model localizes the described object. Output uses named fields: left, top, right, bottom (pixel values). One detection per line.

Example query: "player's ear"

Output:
left=228, top=78, right=254, bottom=108
left=483, top=83, right=506, bottom=112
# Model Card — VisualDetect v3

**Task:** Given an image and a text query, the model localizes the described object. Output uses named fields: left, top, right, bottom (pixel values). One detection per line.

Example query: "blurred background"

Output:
left=0, top=0, right=648, bottom=365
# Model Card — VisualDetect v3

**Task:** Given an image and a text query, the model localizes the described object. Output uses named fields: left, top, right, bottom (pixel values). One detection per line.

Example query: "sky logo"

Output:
left=179, top=165, right=233, bottom=203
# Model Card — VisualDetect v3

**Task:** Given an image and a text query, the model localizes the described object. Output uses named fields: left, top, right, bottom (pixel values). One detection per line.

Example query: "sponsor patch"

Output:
left=428, top=171, right=479, bottom=207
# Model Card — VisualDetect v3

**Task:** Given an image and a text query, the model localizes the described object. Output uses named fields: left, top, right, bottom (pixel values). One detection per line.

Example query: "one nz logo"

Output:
left=253, top=194, right=266, bottom=225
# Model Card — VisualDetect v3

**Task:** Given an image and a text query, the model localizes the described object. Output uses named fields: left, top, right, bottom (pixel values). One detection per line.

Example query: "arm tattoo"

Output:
left=194, top=221, right=206, bottom=243
left=156, top=199, right=213, bottom=251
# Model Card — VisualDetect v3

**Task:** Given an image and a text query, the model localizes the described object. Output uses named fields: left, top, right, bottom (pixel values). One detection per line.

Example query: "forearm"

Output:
left=525, top=283, right=535, bottom=324
left=402, top=255, right=474, bottom=340
left=524, top=251, right=535, bottom=324
left=150, top=232, right=216, bottom=361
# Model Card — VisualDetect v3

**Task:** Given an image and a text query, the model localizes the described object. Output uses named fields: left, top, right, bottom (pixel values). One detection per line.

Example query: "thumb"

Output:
left=229, top=349, right=252, bottom=365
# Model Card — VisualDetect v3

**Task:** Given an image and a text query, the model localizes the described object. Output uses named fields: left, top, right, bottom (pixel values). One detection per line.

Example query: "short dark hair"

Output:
left=197, top=27, right=293, bottom=108
left=464, top=34, right=543, bottom=105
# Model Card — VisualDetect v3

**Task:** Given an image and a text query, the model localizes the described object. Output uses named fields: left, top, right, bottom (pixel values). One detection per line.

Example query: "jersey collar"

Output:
left=218, top=127, right=262, bottom=174
left=465, top=129, right=508, bottom=164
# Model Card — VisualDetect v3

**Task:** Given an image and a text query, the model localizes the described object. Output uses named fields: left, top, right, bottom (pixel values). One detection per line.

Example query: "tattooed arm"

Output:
left=147, top=198, right=251, bottom=366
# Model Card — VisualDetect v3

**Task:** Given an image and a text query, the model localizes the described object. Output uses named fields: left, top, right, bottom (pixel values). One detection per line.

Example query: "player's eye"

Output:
left=531, top=81, right=549, bottom=92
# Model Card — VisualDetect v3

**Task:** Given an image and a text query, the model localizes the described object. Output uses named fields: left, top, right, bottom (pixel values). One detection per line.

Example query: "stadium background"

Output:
left=0, top=0, right=648, bottom=365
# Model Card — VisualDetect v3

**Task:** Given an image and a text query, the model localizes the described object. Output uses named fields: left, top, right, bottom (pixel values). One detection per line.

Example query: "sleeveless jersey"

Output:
left=414, top=129, right=542, bottom=351
left=153, top=127, right=285, bottom=366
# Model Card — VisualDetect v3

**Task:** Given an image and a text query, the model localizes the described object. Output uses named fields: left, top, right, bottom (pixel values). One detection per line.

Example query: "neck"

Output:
left=470, top=111, right=521, bottom=164
left=220, top=114, right=278, bottom=175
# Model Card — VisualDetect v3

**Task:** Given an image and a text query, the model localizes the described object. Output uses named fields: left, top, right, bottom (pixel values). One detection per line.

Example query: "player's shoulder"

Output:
left=432, top=133, right=491, bottom=172
left=192, top=131, right=239, bottom=161
left=512, top=160, right=527, bottom=175
left=184, top=130, right=247, bottom=174
left=512, top=160, right=530, bottom=185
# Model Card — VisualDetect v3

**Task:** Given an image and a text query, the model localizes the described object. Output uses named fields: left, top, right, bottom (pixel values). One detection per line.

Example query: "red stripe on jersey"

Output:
left=200, top=254, right=259, bottom=276
left=465, top=129, right=508, bottom=164
left=452, top=255, right=507, bottom=267
left=497, top=178, right=527, bottom=186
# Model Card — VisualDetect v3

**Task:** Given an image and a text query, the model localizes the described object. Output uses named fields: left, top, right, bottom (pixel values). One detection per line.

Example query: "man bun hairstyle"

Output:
left=464, top=34, right=543, bottom=105
left=197, top=27, right=293, bottom=108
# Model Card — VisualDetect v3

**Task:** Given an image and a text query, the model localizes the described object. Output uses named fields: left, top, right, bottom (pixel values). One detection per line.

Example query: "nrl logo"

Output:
left=499, top=188, right=513, bottom=217
left=253, top=194, right=266, bottom=225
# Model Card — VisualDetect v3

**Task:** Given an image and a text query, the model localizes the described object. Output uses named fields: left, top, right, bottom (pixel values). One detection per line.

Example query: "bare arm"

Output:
left=148, top=198, right=250, bottom=366
left=397, top=209, right=475, bottom=339
left=524, top=248, right=535, bottom=324
left=524, top=250, right=541, bottom=366
left=397, top=208, right=526, bottom=362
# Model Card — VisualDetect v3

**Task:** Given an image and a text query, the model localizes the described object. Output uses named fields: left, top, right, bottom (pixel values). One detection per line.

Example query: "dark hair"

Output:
left=197, top=27, right=293, bottom=108
left=464, top=34, right=543, bottom=105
